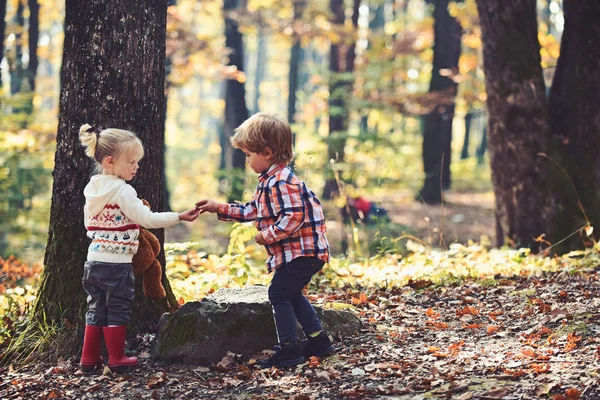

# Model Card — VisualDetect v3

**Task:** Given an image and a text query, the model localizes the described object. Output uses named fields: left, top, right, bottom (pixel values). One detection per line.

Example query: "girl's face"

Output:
left=242, top=147, right=274, bottom=174
left=115, top=152, right=142, bottom=181
left=103, top=142, right=144, bottom=181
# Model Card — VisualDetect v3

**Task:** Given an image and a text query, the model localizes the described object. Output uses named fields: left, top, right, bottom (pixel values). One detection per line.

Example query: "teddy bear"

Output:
left=132, top=199, right=166, bottom=300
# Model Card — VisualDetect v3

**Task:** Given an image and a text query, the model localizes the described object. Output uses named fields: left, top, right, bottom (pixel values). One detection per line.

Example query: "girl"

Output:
left=78, top=124, right=199, bottom=372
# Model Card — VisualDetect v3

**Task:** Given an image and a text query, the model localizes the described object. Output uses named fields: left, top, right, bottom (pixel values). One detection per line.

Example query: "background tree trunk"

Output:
left=475, top=0, right=569, bottom=250
left=547, top=0, right=600, bottom=249
left=34, top=0, right=176, bottom=340
left=287, top=0, right=305, bottom=126
left=322, top=0, right=360, bottom=200
left=9, top=0, right=24, bottom=95
left=0, top=0, right=6, bottom=92
left=26, top=0, right=38, bottom=93
left=417, top=0, right=461, bottom=204
left=221, top=0, right=248, bottom=202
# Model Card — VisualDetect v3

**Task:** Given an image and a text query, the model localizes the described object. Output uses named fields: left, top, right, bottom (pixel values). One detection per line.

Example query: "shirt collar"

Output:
left=258, top=163, right=286, bottom=182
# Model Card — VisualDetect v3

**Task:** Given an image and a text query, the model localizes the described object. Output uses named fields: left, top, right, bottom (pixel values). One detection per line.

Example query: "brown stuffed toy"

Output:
left=132, top=199, right=166, bottom=300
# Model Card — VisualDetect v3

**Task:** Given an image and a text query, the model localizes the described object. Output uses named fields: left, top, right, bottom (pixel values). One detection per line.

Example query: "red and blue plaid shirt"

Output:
left=218, top=164, right=330, bottom=272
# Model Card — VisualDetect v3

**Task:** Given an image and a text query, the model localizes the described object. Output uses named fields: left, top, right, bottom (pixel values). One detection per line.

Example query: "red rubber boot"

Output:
left=80, top=325, right=103, bottom=372
left=102, top=326, right=138, bottom=372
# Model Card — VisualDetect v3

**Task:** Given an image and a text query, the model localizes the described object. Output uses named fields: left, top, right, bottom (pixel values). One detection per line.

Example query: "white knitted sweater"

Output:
left=84, top=174, right=179, bottom=263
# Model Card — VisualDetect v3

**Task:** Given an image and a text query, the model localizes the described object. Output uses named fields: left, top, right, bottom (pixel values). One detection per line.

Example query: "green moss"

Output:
left=157, top=314, right=198, bottom=353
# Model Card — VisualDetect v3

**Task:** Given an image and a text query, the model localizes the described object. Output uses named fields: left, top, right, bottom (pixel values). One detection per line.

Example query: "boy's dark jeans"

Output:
left=82, top=261, right=135, bottom=326
left=268, top=257, right=325, bottom=344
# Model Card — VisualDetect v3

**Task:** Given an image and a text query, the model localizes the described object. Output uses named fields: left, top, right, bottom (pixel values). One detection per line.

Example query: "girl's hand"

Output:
left=195, top=199, right=219, bottom=214
left=179, top=207, right=200, bottom=222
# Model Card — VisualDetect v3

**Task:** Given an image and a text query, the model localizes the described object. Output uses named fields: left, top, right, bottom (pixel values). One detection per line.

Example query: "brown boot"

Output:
left=80, top=325, right=103, bottom=373
left=102, top=326, right=138, bottom=372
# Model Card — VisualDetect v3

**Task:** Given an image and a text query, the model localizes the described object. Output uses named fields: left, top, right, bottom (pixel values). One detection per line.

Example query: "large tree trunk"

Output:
left=322, top=0, right=360, bottom=200
left=34, top=0, right=176, bottom=341
left=547, top=0, right=600, bottom=249
left=417, top=0, right=461, bottom=204
left=222, top=0, right=248, bottom=202
left=476, top=0, right=571, bottom=250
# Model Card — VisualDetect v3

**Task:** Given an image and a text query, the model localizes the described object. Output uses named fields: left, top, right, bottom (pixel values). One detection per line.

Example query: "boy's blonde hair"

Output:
left=231, top=113, right=293, bottom=164
left=79, top=124, right=144, bottom=173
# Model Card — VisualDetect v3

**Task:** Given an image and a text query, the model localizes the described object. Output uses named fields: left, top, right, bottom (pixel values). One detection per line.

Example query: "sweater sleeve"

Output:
left=118, top=185, right=180, bottom=229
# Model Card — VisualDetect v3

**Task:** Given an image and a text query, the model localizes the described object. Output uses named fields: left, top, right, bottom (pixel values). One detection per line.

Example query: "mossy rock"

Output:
left=151, top=285, right=361, bottom=365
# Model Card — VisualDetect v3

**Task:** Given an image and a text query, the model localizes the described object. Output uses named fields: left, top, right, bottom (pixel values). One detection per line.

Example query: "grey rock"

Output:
left=151, top=285, right=362, bottom=365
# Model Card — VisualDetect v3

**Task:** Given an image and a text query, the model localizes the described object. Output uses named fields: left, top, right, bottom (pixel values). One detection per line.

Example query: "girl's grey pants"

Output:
left=82, top=261, right=135, bottom=326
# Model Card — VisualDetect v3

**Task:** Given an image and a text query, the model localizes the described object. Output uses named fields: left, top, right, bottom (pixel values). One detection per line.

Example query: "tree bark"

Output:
left=9, top=0, right=24, bottom=95
left=547, top=0, right=600, bottom=249
left=417, top=0, right=461, bottom=204
left=287, top=0, right=306, bottom=125
left=222, top=0, right=248, bottom=202
left=26, top=0, right=38, bottom=93
left=0, top=0, right=7, bottom=92
left=34, top=0, right=176, bottom=340
left=475, top=0, right=570, bottom=250
left=322, top=0, right=360, bottom=200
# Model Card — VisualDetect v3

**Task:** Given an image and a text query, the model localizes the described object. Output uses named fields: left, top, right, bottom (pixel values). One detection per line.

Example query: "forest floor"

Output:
left=3, top=267, right=600, bottom=399
left=3, top=190, right=599, bottom=399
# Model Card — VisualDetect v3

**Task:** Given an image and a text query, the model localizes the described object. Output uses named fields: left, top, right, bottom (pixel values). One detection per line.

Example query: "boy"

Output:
left=196, top=113, right=333, bottom=368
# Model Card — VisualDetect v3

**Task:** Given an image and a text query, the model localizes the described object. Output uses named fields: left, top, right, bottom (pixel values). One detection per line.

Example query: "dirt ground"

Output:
left=380, top=190, right=496, bottom=247
left=3, top=266, right=600, bottom=399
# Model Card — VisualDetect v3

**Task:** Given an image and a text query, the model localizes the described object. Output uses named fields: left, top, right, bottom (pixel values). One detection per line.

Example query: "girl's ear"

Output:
left=105, top=156, right=114, bottom=165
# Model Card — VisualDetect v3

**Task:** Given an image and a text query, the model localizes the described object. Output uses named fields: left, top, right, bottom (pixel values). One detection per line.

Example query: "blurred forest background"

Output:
left=0, top=0, right=563, bottom=265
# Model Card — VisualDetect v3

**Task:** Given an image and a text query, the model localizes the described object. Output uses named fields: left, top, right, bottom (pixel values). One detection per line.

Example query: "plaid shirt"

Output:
left=218, top=164, right=330, bottom=272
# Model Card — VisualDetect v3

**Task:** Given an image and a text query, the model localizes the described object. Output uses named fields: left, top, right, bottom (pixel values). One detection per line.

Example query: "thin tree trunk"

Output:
left=9, top=0, right=24, bottom=95
left=34, top=0, right=175, bottom=341
left=222, top=0, right=248, bottom=202
left=461, top=111, right=472, bottom=159
left=475, top=0, right=567, bottom=250
left=287, top=0, right=305, bottom=125
left=0, top=0, right=7, bottom=92
left=322, top=0, right=360, bottom=200
left=26, top=0, right=38, bottom=93
left=253, top=25, right=266, bottom=114
left=417, top=0, right=461, bottom=204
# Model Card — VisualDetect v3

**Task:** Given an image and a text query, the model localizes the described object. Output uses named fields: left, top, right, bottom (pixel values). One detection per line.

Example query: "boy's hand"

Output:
left=179, top=208, right=200, bottom=222
left=195, top=199, right=219, bottom=214
left=255, top=232, right=267, bottom=245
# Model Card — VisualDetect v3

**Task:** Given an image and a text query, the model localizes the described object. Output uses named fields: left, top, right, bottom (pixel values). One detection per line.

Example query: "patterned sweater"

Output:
left=84, top=174, right=179, bottom=263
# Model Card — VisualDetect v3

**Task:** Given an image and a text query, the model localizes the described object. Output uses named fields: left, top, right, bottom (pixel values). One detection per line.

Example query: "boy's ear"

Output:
left=263, top=147, right=273, bottom=160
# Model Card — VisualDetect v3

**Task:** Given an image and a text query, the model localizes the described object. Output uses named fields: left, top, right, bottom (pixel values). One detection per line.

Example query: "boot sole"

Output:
left=260, top=356, right=305, bottom=369
left=108, top=364, right=138, bottom=373
left=305, top=344, right=335, bottom=358
left=81, top=364, right=103, bottom=373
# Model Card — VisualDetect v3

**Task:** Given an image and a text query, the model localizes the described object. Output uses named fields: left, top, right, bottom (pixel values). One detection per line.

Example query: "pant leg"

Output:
left=103, top=263, right=135, bottom=326
left=82, top=261, right=108, bottom=326
left=268, top=257, right=324, bottom=343
left=288, top=258, right=325, bottom=335
left=268, top=266, right=300, bottom=343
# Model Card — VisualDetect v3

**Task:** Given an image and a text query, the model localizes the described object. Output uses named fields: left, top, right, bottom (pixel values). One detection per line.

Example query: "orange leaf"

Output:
left=487, top=325, right=500, bottom=335
left=426, top=308, right=440, bottom=319
left=565, top=388, right=581, bottom=400
left=457, top=306, right=480, bottom=317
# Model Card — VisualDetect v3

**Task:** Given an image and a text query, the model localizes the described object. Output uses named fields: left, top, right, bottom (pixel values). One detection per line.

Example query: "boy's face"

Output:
left=241, top=147, right=274, bottom=174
